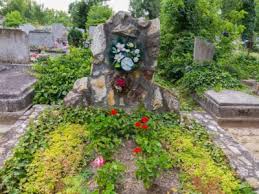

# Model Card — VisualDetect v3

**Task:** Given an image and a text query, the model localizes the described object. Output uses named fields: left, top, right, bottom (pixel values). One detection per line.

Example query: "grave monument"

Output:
left=65, top=12, right=179, bottom=112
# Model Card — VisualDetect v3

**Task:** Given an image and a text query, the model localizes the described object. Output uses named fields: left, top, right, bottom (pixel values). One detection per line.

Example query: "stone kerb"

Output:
left=65, top=12, right=179, bottom=113
left=0, top=29, right=30, bottom=64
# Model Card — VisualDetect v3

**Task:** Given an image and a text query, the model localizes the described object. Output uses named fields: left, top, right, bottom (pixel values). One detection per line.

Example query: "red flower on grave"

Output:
left=141, top=124, right=149, bottom=130
left=141, top=116, right=149, bottom=123
left=115, top=78, right=126, bottom=88
left=111, top=109, right=118, bottom=116
left=133, top=147, right=142, bottom=154
left=135, top=122, right=142, bottom=128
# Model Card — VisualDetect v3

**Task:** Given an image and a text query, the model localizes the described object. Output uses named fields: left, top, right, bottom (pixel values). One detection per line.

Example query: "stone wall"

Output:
left=0, top=29, right=30, bottom=64
left=29, top=30, right=55, bottom=49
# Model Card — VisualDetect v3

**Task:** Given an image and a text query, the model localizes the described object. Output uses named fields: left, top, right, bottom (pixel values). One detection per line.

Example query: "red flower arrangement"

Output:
left=134, top=116, right=150, bottom=130
left=132, top=147, right=142, bottom=154
left=111, top=109, right=118, bottom=116
left=115, top=78, right=126, bottom=88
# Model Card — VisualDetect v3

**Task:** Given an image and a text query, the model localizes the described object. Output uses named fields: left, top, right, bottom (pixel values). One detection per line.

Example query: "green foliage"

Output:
left=222, top=53, right=259, bottom=81
left=129, top=0, right=160, bottom=19
left=33, top=48, right=92, bottom=105
left=86, top=5, right=112, bottom=28
left=22, top=124, right=88, bottom=193
left=68, top=28, right=84, bottom=47
left=178, top=63, right=242, bottom=95
left=69, top=0, right=107, bottom=29
left=1, top=0, right=71, bottom=26
left=242, top=0, right=256, bottom=41
left=256, top=0, right=259, bottom=32
left=159, top=0, right=245, bottom=82
left=4, top=10, right=24, bottom=27
left=95, top=161, right=125, bottom=193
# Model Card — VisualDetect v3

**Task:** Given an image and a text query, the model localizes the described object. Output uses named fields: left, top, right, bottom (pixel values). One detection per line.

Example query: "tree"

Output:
left=4, top=10, right=24, bottom=27
left=86, top=5, right=112, bottom=28
left=255, top=0, right=259, bottom=32
left=129, top=0, right=160, bottom=19
left=69, top=0, right=108, bottom=29
left=242, top=0, right=256, bottom=41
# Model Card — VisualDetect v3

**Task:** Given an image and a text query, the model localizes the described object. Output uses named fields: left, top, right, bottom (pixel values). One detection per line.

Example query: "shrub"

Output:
left=33, top=48, right=92, bottom=104
left=86, top=5, right=113, bottom=28
left=68, top=28, right=84, bottom=47
left=178, top=63, right=241, bottom=95
left=21, top=124, right=88, bottom=193
left=4, top=11, right=24, bottom=27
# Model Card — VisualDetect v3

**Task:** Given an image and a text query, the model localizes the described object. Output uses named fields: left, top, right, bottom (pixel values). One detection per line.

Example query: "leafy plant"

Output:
left=68, top=28, right=84, bottom=47
left=95, top=161, right=125, bottom=194
left=33, top=48, right=92, bottom=104
left=86, top=5, right=112, bottom=28
left=4, top=10, right=24, bottom=27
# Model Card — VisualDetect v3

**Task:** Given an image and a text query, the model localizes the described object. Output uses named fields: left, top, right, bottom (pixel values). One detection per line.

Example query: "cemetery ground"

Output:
left=1, top=12, right=259, bottom=194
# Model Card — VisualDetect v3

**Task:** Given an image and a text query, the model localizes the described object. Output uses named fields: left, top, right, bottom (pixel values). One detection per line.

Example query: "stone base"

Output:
left=196, top=90, right=259, bottom=128
left=0, top=68, right=36, bottom=113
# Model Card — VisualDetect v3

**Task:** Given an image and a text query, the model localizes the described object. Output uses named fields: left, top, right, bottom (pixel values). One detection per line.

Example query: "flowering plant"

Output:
left=111, top=40, right=141, bottom=72
left=91, top=156, right=106, bottom=168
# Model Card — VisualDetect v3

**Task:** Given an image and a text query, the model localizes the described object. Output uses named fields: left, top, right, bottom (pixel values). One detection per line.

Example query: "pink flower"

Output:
left=92, top=156, right=105, bottom=168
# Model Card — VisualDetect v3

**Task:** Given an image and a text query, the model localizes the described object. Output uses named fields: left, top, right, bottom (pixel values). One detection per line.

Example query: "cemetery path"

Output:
left=186, top=111, right=259, bottom=192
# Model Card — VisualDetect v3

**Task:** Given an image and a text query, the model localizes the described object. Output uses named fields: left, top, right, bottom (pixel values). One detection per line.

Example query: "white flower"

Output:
left=114, top=53, right=124, bottom=62
left=133, top=57, right=139, bottom=63
left=116, top=43, right=125, bottom=51
left=134, top=49, right=140, bottom=54
left=125, top=49, right=130, bottom=53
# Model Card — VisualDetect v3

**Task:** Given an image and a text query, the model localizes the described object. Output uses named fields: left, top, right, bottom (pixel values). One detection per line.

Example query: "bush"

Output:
left=4, top=11, right=24, bottom=27
left=33, top=48, right=92, bottom=105
left=86, top=5, right=113, bottom=28
left=68, top=28, right=84, bottom=47
left=178, top=63, right=241, bottom=95
left=21, top=124, right=88, bottom=193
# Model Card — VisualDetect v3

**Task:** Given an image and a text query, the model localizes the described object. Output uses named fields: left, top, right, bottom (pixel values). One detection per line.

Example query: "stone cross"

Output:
left=65, top=12, right=179, bottom=113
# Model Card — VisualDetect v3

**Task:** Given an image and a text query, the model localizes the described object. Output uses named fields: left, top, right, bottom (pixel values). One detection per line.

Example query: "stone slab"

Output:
left=0, top=69, right=36, bottom=112
left=197, top=90, right=259, bottom=128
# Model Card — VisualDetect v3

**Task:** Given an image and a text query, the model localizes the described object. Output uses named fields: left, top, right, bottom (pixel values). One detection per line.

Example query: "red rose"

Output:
left=133, top=147, right=142, bottom=154
left=111, top=109, right=118, bottom=115
left=135, top=122, right=142, bottom=128
left=142, top=124, right=148, bottom=130
left=141, top=116, right=149, bottom=123
left=115, top=78, right=126, bottom=88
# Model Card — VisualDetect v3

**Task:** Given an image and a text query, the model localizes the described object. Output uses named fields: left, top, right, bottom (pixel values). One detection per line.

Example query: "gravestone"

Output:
left=194, top=37, right=215, bottom=63
left=19, top=24, right=35, bottom=34
left=197, top=90, right=259, bottom=127
left=29, top=30, right=55, bottom=49
left=64, top=12, right=179, bottom=113
left=0, top=29, right=30, bottom=64
left=51, top=23, right=68, bottom=42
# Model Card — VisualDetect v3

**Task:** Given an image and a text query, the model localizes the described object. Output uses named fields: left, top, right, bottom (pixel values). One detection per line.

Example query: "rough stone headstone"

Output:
left=196, top=90, right=259, bottom=127
left=193, top=37, right=215, bottom=63
left=64, top=11, right=179, bottom=113
left=29, top=30, right=55, bottom=49
left=88, top=26, right=97, bottom=40
left=19, top=24, right=35, bottom=34
left=0, top=29, right=30, bottom=64
left=51, top=23, right=68, bottom=42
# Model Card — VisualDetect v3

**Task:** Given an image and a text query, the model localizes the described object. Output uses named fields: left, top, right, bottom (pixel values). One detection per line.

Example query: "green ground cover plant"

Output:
left=0, top=107, right=254, bottom=194
left=33, top=48, right=92, bottom=105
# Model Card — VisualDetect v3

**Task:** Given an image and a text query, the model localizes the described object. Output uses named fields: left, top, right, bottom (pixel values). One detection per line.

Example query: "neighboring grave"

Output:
left=29, top=30, right=55, bottom=49
left=197, top=90, right=259, bottom=128
left=0, top=29, right=30, bottom=64
left=19, top=24, right=35, bottom=34
left=65, top=12, right=179, bottom=112
left=193, top=37, right=215, bottom=63
left=51, top=23, right=68, bottom=42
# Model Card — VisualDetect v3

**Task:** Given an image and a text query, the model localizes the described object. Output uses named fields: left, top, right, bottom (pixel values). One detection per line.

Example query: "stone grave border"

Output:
left=0, top=105, right=47, bottom=167
left=183, top=111, right=259, bottom=191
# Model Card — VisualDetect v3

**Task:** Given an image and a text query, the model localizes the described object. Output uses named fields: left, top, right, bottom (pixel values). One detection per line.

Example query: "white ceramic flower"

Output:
left=133, top=57, right=139, bottom=63
left=116, top=43, right=125, bottom=51
left=134, top=49, right=140, bottom=54
left=121, top=57, right=134, bottom=71
left=114, top=53, right=124, bottom=62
